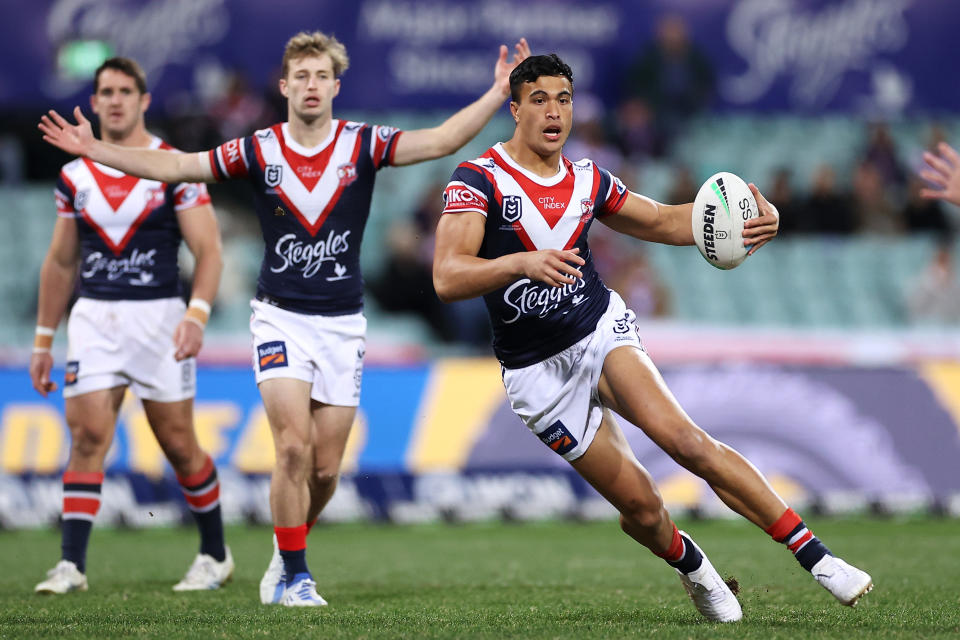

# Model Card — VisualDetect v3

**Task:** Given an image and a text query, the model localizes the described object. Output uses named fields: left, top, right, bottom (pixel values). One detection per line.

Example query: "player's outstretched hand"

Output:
left=493, top=38, right=531, bottom=97
left=38, top=107, right=96, bottom=157
left=29, top=352, right=58, bottom=398
left=519, top=247, right=585, bottom=288
left=173, top=318, right=204, bottom=361
left=920, top=142, right=960, bottom=206
left=742, top=183, right=780, bottom=255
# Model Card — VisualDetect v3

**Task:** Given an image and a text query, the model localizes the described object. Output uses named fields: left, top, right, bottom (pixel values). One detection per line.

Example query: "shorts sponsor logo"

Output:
left=264, top=164, right=283, bottom=187
left=65, top=361, right=79, bottom=386
left=538, top=420, right=578, bottom=456
left=180, top=360, right=194, bottom=391
left=503, top=195, right=522, bottom=223
left=257, top=341, right=288, bottom=371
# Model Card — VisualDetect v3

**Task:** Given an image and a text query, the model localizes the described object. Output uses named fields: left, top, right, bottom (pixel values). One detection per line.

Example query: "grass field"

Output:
left=2, top=516, right=959, bottom=639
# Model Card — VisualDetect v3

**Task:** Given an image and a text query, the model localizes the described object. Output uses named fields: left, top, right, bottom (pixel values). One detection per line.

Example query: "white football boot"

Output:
left=259, top=535, right=284, bottom=604
left=675, top=533, right=742, bottom=622
left=173, top=547, right=235, bottom=591
left=812, top=555, right=873, bottom=606
left=280, top=574, right=328, bottom=607
left=35, top=560, right=88, bottom=595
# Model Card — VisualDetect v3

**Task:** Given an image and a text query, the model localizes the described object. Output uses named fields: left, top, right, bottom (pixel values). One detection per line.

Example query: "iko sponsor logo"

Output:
left=537, top=420, right=579, bottom=456
left=502, top=276, right=586, bottom=324
left=257, top=341, right=287, bottom=371
left=271, top=230, right=352, bottom=278
left=444, top=186, right=482, bottom=205
left=82, top=248, right=158, bottom=281
left=222, top=138, right=242, bottom=166
left=701, top=203, right=719, bottom=262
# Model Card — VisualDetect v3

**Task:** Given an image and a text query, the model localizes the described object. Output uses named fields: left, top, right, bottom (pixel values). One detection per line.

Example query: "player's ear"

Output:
left=510, top=100, right=520, bottom=123
left=140, top=91, right=152, bottom=113
left=333, top=77, right=340, bottom=98
left=89, top=92, right=97, bottom=115
left=278, top=77, right=288, bottom=98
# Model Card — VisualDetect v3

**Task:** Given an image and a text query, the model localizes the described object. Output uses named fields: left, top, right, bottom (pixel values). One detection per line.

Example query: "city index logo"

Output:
left=257, top=341, right=288, bottom=371
left=537, top=420, right=578, bottom=456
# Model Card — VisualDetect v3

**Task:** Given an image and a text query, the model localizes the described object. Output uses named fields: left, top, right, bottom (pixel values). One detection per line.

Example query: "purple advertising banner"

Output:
left=2, top=0, right=958, bottom=114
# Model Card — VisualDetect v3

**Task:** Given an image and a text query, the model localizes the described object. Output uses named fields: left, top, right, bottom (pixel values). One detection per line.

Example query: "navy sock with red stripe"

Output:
left=61, top=470, right=104, bottom=574
left=766, top=508, right=831, bottom=572
left=177, top=456, right=226, bottom=562
left=276, top=524, right=309, bottom=580
left=654, top=524, right=704, bottom=574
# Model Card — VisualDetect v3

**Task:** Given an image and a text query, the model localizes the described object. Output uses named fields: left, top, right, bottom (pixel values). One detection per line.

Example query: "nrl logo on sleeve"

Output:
left=264, top=164, right=283, bottom=187
left=74, top=190, right=89, bottom=212
left=502, top=195, right=522, bottom=223
left=257, top=341, right=288, bottom=371
left=537, top=419, right=578, bottom=456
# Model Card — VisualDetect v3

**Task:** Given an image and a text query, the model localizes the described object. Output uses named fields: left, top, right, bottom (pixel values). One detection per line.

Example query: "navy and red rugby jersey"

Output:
left=208, top=120, right=402, bottom=315
left=441, top=143, right=628, bottom=368
left=55, top=137, right=211, bottom=300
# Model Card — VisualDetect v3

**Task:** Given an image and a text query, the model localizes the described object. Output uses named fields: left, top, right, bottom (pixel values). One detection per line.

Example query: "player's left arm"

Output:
left=391, top=39, right=530, bottom=166
left=174, top=202, right=223, bottom=361
left=603, top=183, right=780, bottom=255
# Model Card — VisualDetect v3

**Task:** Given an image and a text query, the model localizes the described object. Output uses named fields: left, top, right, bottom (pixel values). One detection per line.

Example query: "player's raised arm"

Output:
left=391, top=38, right=531, bottom=166
left=433, top=211, right=584, bottom=302
left=39, top=107, right=214, bottom=183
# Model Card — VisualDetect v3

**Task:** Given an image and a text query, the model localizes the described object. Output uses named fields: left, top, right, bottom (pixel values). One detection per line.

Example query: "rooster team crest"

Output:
left=145, top=187, right=165, bottom=209
left=337, top=163, right=357, bottom=187
left=580, top=198, right=594, bottom=221
left=265, top=164, right=283, bottom=187
left=503, top=195, right=522, bottom=223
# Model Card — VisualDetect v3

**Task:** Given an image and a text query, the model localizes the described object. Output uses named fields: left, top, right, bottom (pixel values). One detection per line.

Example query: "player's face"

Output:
left=511, top=76, right=573, bottom=157
left=280, top=54, right=341, bottom=125
left=90, top=69, right=149, bottom=141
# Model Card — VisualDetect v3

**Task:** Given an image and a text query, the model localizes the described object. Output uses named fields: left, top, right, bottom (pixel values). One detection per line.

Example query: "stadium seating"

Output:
left=3, top=115, right=959, bottom=351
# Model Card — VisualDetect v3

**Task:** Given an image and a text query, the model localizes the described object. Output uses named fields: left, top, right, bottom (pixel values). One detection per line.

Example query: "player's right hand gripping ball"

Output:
left=691, top=172, right=758, bottom=270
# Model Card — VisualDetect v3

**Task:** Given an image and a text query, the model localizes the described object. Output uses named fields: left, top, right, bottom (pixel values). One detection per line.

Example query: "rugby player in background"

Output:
left=432, top=54, right=873, bottom=622
left=40, top=32, right=530, bottom=606
left=31, top=58, right=230, bottom=595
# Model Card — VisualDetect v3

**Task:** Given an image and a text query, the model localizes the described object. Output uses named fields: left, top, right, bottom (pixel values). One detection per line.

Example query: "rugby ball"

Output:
left=691, top=172, right=758, bottom=270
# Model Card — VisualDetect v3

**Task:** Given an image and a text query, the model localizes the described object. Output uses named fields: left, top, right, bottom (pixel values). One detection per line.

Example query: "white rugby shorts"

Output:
left=249, top=299, right=366, bottom=406
left=501, top=291, right=643, bottom=462
left=64, top=297, right=196, bottom=402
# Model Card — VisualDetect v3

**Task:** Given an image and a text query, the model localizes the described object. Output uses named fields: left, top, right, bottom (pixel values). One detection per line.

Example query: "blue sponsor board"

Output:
left=2, top=1, right=958, bottom=113
left=2, top=361, right=960, bottom=528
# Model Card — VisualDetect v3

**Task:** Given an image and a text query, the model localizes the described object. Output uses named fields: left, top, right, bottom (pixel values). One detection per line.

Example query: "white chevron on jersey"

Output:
left=252, top=122, right=363, bottom=235
left=484, top=144, right=598, bottom=252
left=61, top=159, right=166, bottom=254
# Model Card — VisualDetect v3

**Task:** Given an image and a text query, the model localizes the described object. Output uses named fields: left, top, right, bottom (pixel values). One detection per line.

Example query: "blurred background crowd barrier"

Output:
left=1, top=0, right=959, bottom=528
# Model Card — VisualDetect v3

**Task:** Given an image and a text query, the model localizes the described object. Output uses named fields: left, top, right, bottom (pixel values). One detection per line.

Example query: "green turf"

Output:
left=3, top=517, right=959, bottom=639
